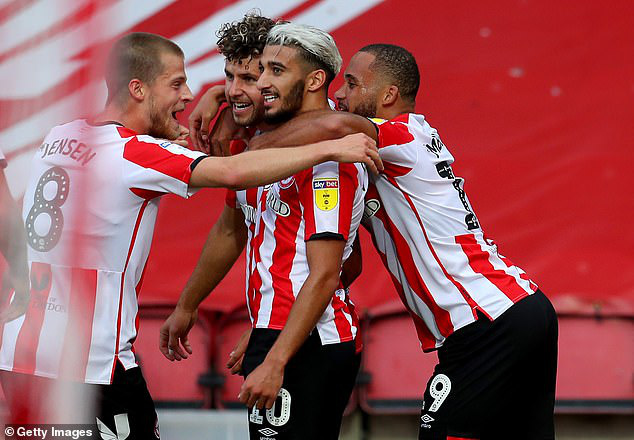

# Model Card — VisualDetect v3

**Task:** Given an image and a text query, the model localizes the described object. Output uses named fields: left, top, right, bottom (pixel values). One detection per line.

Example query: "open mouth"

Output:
left=232, top=102, right=252, bottom=114
left=262, top=92, right=278, bottom=107
left=337, top=102, right=348, bottom=112
left=171, top=110, right=181, bottom=122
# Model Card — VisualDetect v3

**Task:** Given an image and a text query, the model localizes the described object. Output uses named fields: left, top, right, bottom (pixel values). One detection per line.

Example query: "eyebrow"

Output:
left=171, top=75, right=187, bottom=83
left=267, top=60, right=286, bottom=69
left=344, top=73, right=359, bottom=82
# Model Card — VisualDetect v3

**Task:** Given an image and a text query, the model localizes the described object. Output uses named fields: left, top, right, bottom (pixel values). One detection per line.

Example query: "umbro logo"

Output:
left=258, top=427, right=278, bottom=436
left=421, top=414, right=434, bottom=423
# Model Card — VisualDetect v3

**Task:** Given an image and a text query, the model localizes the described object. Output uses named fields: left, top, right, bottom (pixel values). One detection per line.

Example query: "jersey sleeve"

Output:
left=122, top=135, right=207, bottom=199
left=371, top=115, right=418, bottom=173
left=297, top=162, right=360, bottom=242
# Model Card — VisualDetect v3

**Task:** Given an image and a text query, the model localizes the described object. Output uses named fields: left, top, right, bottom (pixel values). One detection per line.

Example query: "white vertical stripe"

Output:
left=0, top=304, right=25, bottom=371
left=84, top=271, right=120, bottom=383
left=34, top=266, right=70, bottom=377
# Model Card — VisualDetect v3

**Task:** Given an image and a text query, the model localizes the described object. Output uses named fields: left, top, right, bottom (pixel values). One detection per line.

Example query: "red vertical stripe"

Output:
left=13, top=262, right=52, bottom=374
left=385, top=175, right=481, bottom=317
left=455, top=234, right=530, bottom=303
left=330, top=289, right=354, bottom=342
left=247, top=187, right=267, bottom=324
left=59, top=268, right=97, bottom=380
left=297, top=168, right=316, bottom=239
left=110, top=200, right=148, bottom=382
left=268, top=183, right=302, bottom=328
left=371, top=197, right=455, bottom=338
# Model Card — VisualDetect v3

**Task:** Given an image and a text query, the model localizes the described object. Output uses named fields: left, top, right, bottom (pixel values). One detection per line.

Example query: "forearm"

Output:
left=264, top=274, right=340, bottom=367
left=177, top=213, right=246, bottom=311
left=192, top=143, right=333, bottom=189
left=0, top=189, right=29, bottom=294
left=250, top=110, right=376, bottom=150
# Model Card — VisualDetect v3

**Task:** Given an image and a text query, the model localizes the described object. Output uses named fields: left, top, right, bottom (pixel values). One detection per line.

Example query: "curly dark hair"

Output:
left=359, top=43, right=420, bottom=103
left=216, top=12, right=276, bottom=62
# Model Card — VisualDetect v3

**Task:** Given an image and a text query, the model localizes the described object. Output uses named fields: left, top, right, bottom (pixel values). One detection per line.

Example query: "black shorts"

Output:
left=1, top=362, right=159, bottom=440
left=418, top=290, right=558, bottom=440
left=242, top=329, right=361, bottom=440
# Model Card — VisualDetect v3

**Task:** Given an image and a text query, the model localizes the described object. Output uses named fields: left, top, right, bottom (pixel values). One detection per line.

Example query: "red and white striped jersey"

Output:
left=0, top=119, right=205, bottom=384
left=365, top=113, right=537, bottom=351
left=228, top=152, right=367, bottom=346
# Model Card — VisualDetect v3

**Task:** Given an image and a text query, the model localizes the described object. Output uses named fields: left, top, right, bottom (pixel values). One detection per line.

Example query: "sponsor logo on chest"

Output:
left=266, top=190, right=291, bottom=217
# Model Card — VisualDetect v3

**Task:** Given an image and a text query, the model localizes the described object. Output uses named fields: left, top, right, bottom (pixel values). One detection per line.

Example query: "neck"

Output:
left=299, top=89, right=330, bottom=114
left=94, top=100, right=148, bottom=134
left=377, top=101, right=416, bottom=120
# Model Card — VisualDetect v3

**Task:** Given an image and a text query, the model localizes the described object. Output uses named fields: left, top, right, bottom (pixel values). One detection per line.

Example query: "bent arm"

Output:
left=249, top=110, right=378, bottom=150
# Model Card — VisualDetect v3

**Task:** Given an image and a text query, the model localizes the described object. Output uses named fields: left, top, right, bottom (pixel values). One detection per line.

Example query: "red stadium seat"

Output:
left=555, top=313, right=634, bottom=413
left=134, top=304, right=218, bottom=408
left=358, top=300, right=437, bottom=414
left=214, top=306, right=251, bottom=409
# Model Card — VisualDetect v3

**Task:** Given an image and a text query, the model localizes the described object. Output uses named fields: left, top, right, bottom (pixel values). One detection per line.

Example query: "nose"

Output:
left=228, top=79, right=242, bottom=99
left=182, top=84, right=194, bottom=103
left=257, top=71, right=271, bottom=91
left=334, top=84, right=345, bottom=101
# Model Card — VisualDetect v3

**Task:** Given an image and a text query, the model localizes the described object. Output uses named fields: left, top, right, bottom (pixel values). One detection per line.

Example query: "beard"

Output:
left=263, top=79, right=305, bottom=125
left=351, top=96, right=377, bottom=119
left=147, top=96, right=178, bottom=140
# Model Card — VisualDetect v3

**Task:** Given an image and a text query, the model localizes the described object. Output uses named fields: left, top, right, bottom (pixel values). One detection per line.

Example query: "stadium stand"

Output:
left=552, top=296, right=634, bottom=414
left=213, top=306, right=251, bottom=409
left=357, top=300, right=438, bottom=414
left=134, top=304, right=218, bottom=408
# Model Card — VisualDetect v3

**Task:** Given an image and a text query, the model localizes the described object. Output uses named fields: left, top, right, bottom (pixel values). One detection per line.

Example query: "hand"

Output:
left=159, top=305, right=197, bottom=361
left=208, top=107, right=250, bottom=157
left=0, top=289, right=30, bottom=323
left=328, top=133, right=383, bottom=174
left=188, top=85, right=226, bottom=152
left=226, top=328, right=251, bottom=375
left=171, top=125, right=190, bottom=147
left=239, top=358, right=284, bottom=409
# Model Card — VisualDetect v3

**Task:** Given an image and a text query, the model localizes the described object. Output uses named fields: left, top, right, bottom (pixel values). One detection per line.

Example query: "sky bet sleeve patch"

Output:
left=313, top=178, right=339, bottom=211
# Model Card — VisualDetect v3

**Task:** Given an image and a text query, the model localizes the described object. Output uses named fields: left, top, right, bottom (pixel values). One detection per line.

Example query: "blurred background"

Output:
left=0, top=0, right=632, bottom=438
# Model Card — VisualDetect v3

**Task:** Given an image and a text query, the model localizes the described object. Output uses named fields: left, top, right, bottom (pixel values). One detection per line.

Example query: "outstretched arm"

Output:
left=189, top=132, right=381, bottom=189
left=249, top=110, right=378, bottom=151
left=160, top=205, right=247, bottom=361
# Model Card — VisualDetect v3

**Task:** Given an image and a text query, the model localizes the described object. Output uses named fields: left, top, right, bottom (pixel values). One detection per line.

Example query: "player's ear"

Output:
left=306, top=69, right=327, bottom=92
left=382, top=85, right=399, bottom=106
left=128, top=79, right=145, bottom=102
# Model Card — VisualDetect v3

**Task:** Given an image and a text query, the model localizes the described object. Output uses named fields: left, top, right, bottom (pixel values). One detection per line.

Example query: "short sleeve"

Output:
left=372, top=115, right=418, bottom=173
left=122, top=135, right=207, bottom=199
left=297, top=162, right=360, bottom=242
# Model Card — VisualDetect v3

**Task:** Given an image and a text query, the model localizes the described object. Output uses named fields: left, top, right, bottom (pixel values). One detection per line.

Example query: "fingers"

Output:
left=167, top=329, right=189, bottom=361
left=159, top=327, right=173, bottom=360
left=366, top=148, right=383, bottom=174
left=229, top=356, right=243, bottom=375
left=188, top=115, right=202, bottom=150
